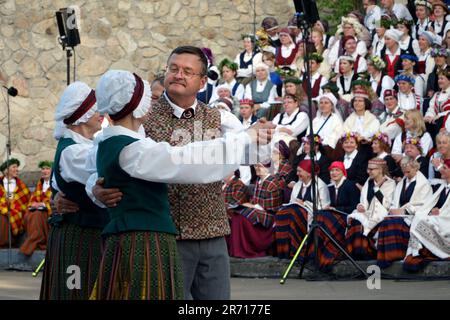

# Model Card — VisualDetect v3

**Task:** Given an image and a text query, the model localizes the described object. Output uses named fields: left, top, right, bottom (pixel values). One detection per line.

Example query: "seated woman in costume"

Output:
left=234, top=34, right=263, bottom=81
left=371, top=132, right=403, bottom=180
left=227, top=163, right=283, bottom=258
left=334, top=36, right=368, bottom=74
left=338, top=132, right=369, bottom=190
left=396, top=73, right=422, bottom=112
left=0, top=158, right=30, bottom=248
left=345, top=158, right=396, bottom=260
left=392, top=109, right=433, bottom=161
left=244, top=63, right=279, bottom=118
left=376, top=156, right=432, bottom=269
left=367, top=55, right=395, bottom=104
left=416, top=30, right=437, bottom=85
left=275, top=28, right=299, bottom=72
left=271, top=94, right=309, bottom=143
left=379, top=89, right=405, bottom=142
left=19, top=160, right=53, bottom=256
left=403, top=137, right=429, bottom=178
left=210, top=58, right=245, bottom=102
left=403, top=159, right=450, bottom=272
left=306, top=93, right=344, bottom=159
left=272, top=140, right=294, bottom=189
left=274, top=160, right=330, bottom=259
left=310, top=161, right=360, bottom=271
left=429, top=131, right=450, bottom=182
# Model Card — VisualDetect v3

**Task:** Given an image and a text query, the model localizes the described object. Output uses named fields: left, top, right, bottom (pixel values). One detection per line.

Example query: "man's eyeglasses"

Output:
left=166, top=65, right=204, bottom=79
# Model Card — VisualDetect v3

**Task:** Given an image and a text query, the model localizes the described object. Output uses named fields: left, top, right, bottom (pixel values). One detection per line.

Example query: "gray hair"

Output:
left=400, top=156, right=420, bottom=171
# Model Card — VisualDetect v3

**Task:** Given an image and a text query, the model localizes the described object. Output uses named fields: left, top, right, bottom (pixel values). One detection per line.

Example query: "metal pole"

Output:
left=6, top=91, right=12, bottom=268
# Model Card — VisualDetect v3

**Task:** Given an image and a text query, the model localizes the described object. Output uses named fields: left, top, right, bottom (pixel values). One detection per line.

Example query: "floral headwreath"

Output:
left=38, top=160, right=53, bottom=169
left=371, top=132, right=391, bottom=147
left=276, top=66, right=297, bottom=78
left=218, top=58, right=238, bottom=73
left=306, top=52, right=324, bottom=63
left=340, top=131, right=359, bottom=142
left=430, top=47, right=450, bottom=58
left=241, top=33, right=256, bottom=43
left=302, top=134, right=322, bottom=145
left=397, top=18, right=413, bottom=27
left=368, top=56, right=386, bottom=70
left=405, top=137, right=422, bottom=149
left=336, top=16, right=364, bottom=38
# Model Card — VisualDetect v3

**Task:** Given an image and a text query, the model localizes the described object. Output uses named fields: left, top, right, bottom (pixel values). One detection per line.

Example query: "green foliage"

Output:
left=316, top=0, right=360, bottom=33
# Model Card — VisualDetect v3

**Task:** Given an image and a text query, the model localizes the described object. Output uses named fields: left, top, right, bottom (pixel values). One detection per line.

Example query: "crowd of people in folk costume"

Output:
left=1, top=0, right=450, bottom=300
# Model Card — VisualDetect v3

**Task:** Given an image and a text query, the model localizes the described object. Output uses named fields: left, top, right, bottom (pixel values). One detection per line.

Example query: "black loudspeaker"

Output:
left=293, top=0, right=320, bottom=25
left=55, top=7, right=80, bottom=48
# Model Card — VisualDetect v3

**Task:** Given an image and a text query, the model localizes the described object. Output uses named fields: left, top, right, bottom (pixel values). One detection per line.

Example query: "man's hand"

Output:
left=357, top=204, right=365, bottom=213
left=92, top=177, right=123, bottom=208
left=54, top=192, right=79, bottom=214
left=430, top=208, right=440, bottom=216
left=247, top=119, right=276, bottom=145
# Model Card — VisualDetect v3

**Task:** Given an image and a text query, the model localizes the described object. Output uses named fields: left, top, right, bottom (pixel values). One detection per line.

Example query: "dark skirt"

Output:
left=403, top=247, right=450, bottom=272
left=345, top=219, right=377, bottom=260
left=274, top=204, right=309, bottom=259
left=0, top=214, right=11, bottom=247
left=226, top=212, right=274, bottom=258
left=90, top=231, right=183, bottom=300
left=376, top=217, right=410, bottom=269
left=40, top=223, right=103, bottom=300
left=307, top=210, right=348, bottom=270
left=19, top=210, right=49, bottom=256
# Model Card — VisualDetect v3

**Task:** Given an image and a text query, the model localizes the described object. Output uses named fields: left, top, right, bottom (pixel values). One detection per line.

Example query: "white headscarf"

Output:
left=96, top=70, right=152, bottom=120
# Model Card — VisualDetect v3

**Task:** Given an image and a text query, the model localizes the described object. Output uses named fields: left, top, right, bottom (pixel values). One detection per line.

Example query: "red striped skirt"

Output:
left=274, top=204, right=309, bottom=259
left=403, top=247, right=450, bottom=272
left=226, top=212, right=274, bottom=258
left=376, top=217, right=410, bottom=269
left=19, top=210, right=49, bottom=256
left=345, top=218, right=377, bottom=260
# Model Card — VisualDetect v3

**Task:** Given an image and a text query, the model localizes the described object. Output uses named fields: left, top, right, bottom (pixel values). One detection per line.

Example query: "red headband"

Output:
left=63, top=90, right=96, bottom=125
left=109, top=73, right=144, bottom=121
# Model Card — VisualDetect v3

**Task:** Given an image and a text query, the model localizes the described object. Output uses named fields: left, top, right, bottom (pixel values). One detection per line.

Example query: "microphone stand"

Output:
left=280, top=13, right=368, bottom=283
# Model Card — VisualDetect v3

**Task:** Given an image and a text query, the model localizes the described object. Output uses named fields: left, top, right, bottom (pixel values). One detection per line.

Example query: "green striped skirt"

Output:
left=39, top=222, right=103, bottom=300
left=90, top=231, right=183, bottom=300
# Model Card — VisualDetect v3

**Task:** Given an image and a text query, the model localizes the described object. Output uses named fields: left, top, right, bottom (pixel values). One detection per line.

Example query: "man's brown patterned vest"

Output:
left=144, top=95, right=230, bottom=240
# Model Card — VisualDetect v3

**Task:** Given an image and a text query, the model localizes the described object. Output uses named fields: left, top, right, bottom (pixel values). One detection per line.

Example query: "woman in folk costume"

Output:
left=376, top=156, right=433, bottom=268
left=271, top=94, right=309, bottom=143
left=271, top=140, right=294, bottom=189
left=289, top=134, right=331, bottom=186
left=430, top=1, right=450, bottom=42
left=244, top=63, right=279, bottom=119
left=404, top=137, right=429, bottom=178
left=338, top=132, right=369, bottom=190
left=426, top=46, right=450, bottom=97
left=40, top=82, right=108, bottom=300
left=302, top=53, right=329, bottom=99
left=392, top=109, right=433, bottom=160
left=306, top=93, right=344, bottom=160
left=371, top=132, right=403, bottom=180
left=223, top=170, right=249, bottom=210
left=310, top=27, right=332, bottom=79
left=334, top=36, right=368, bottom=74
left=274, top=160, right=330, bottom=259
left=429, top=131, right=450, bottom=181
left=379, top=90, right=406, bottom=142
left=314, top=19, right=335, bottom=51
left=19, top=161, right=53, bottom=256
left=42, top=83, right=110, bottom=299
left=0, top=158, right=29, bottom=248
left=327, top=16, right=368, bottom=69
left=371, top=14, right=393, bottom=57
left=412, top=0, right=433, bottom=40
left=345, top=158, right=396, bottom=260
left=381, top=28, right=406, bottom=79
left=335, top=55, right=359, bottom=100
left=367, top=55, right=395, bottom=104
left=309, top=161, right=360, bottom=271
left=416, top=30, right=437, bottom=84
left=228, top=163, right=283, bottom=258
left=210, top=58, right=245, bottom=102
left=403, top=159, right=450, bottom=272
left=234, top=34, right=263, bottom=81
left=400, top=53, right=426, bottom=97
left=322, top=82, right=352, bottom=122
left=424, top=67, right=450, bottom=137
left=396, top=73, right=423, bottom=112
left=343, top=88, right=381, bottom=155
left=275, top=28, right=299, bottom=72
left=396, top=18, right=421, bottom=57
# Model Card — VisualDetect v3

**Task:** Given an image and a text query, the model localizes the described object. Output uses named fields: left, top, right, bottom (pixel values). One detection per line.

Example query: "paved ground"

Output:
left=1, top=271, right=449, bottom=300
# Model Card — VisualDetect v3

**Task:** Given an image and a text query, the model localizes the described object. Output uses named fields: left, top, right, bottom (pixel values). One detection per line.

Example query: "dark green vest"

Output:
left=97, top=135, right=176, bottom=237
left=51, top=137, right=109, bottom=228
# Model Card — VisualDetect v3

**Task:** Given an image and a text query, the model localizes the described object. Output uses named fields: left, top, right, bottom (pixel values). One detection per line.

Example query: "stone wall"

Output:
left=0, top=0, right=294, bottom=170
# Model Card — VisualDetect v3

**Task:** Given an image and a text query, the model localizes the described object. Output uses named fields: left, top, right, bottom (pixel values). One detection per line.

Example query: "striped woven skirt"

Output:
left=403, top=247, right=450, bottom=272
left=345, top=219, right=377, bottom=260
left=19, top=210, right=49, bottom=256
left=305, top=210, right=348, bottom=270
left=274, top=204, right=309, bottom=259
left=0, top=214, right=10, bottom=247
left=376, top=217, right=410, bottom=269
left=226, top=211, right=274, bottom=258
left=89, top=231, right=183, bottom=300
left=39, top=222, right=102, bottom=300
